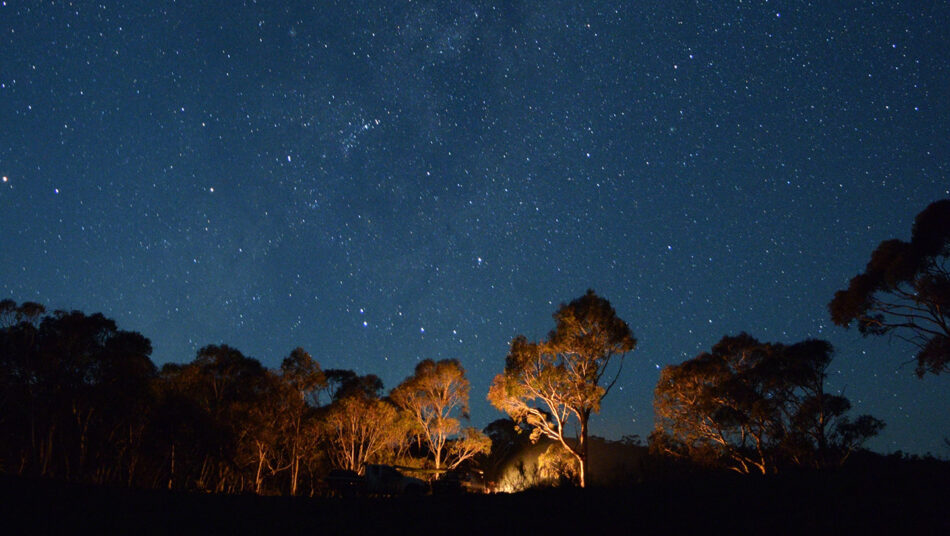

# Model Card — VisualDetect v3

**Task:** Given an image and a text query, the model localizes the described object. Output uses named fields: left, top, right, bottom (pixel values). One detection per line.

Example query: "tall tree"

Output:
left=278, top=347, right=325, bottom=495
left=0, top=300, right=46, bottom=474
left=324, top=369, right=384, bottom=401
left=150, top=348, right=316, bottom=495
left=652, top=334, right=780, bottom=474
left=488, top=290, right=636, bottom=487
left=391, top=359, right=490, bottom=470
left=829, top=199, right=950, bottom=376
left=281, top=347, right=326, bottom=406
left=160, top=345, right=272, bottom=493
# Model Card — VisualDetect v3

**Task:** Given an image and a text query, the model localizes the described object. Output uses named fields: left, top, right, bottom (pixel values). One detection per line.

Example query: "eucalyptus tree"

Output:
left=391, top=359, right=490, bottom=471
left=489, top=290, right=636, bottom=487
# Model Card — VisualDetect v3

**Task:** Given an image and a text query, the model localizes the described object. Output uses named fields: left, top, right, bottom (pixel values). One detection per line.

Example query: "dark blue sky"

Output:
left=2, top=1, right=948, bottom=454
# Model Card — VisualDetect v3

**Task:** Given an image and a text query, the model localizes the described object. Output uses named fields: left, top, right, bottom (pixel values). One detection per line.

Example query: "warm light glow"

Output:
left=493, top=454, right=539, bottom=493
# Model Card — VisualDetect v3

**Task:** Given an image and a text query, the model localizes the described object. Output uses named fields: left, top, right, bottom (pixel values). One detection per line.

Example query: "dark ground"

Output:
left=1, top=455, right=947, bottom=535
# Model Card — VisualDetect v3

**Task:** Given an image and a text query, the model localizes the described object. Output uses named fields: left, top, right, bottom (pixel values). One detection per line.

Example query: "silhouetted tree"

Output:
left=652, top=334, right=883, bottom=473
left=85, top=327, right=156, bottom=485
left=0, top=299, right=46, bottom=328
left=780, top=340, right=885, bottom=468
left=488, top=290, right=636, bottom=487
left=0, top=300, right=47, bottom=476
left=391, top=359, right=490, bottom=471
left=324, top=369, right=384, bottom=401
left=829, top=199, right=950, bottom=376
left=146, top=367, right=220, bottom=490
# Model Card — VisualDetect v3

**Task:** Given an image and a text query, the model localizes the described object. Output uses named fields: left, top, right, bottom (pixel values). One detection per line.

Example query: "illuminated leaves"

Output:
left=321, top=392, right=402, bottom=474
left=652, top=334, right=884, bottom=473
left=652, top=335, right=782, bottom=475
left=391, top=359, right=489, bottom=470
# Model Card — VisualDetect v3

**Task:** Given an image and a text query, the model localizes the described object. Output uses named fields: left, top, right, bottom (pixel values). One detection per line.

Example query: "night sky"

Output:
left=2, top=1, right=948, bottom=455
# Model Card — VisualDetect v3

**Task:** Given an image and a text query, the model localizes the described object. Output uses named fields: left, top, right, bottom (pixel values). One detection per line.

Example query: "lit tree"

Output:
left=829, top=199, right=950, bottom=376
left=652, top=334, right=884, bottom=474
left=391, top=359, right=490, bottom=470
left=173, top=344, right=272, bottom=493
left=320, top=389, right=402, bottom=474
left=652, top=334, right=786, bottom=474
left=488, top=290, right=636, bottom=487
left=245, top=371, right=289, bottom=494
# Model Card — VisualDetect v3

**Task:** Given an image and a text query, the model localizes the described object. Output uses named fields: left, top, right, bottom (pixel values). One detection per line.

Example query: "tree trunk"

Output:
left=290, top=417, right=300, bottom=495
left=41, top=425, right=55, bottom=477
left=167, top=443, right=175, bottom=490
left=291, top=456, right=300, bottom=496
left=814, top=383, right=829, bottom=469
left=255, top=442, right=266, bottom=494
left=579, top=414, right=589, bottom=488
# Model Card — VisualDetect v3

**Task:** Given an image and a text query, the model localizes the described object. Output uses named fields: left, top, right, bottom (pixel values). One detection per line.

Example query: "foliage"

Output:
left=652, top=334, right=884, bottom=474
left=488, top=290, right=636, bottom=487
left=281, top=347, right=326, bottom=404
left=0, top=293, right=898, bottom=497
left=324, top=368, right=384, bottom=401
left=829, top=199, right=950, bottom=376
left=0, top=298, right=425, bottom=494
left=480, top=418, right=531, bottom=482
left=0, top=303, right=155, bottom=484
left=158, top=345, right=279, bottom=493
left=319, top=390, right=404, bottom=474
left=0, top=301, right=340, bottom=495
left=449, top=427, right=492, bottom=469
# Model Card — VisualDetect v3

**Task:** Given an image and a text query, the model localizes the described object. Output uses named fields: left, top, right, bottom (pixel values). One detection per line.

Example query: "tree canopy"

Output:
left=391, top=359, right=490, bottom=471
left=319, top=390, right=404, bottom=474
left=829, top=199, right=950, bottom=376
left=0, top=303, right=155, bottom=484
left=652, top=334, right=884, bottom=474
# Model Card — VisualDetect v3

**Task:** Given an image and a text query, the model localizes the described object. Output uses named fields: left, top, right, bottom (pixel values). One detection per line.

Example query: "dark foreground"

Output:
left=1, top=458, right=947, bottom=535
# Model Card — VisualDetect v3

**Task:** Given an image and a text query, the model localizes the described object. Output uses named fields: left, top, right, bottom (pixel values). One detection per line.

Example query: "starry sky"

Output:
left=2, top=1, right=948, bottom=455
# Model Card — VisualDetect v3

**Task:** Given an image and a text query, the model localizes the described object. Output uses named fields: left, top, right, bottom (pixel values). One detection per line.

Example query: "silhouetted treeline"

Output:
left=0, top=300, right=483, bottom=495
left=0, top=301, right=154, bottom=486
left=0, top=298, right=926, bottom=499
